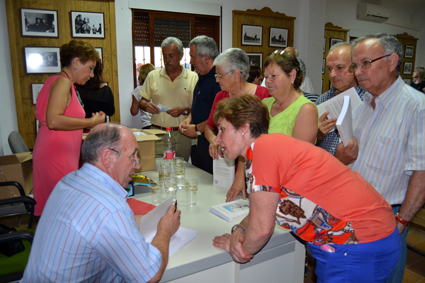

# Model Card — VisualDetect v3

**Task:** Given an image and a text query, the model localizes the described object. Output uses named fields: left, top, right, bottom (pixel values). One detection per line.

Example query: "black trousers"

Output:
left=191, top=134, right=213, bottom=174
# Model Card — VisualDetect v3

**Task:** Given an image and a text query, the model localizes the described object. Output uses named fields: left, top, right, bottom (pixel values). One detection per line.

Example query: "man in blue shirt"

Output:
left=316, top=42, right=366, bottom=156
left=179, top=35, right=221, bottom=174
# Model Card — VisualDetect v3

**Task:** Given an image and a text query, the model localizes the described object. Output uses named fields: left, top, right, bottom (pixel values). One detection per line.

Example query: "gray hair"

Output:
left=214, top=48, right=249, bottom=80
left=297, top=57, right=306, bottom=77
left=189, top=35, right=219, bottom=60
left=328, top=42, right=351, bottom=54
left=352, top=33, right=403, bottom=75
left=82, top=124, right=122, bottom=165
left=161, top=37, right=183, bottom=55
left=284, top=47, right=299, bottom=57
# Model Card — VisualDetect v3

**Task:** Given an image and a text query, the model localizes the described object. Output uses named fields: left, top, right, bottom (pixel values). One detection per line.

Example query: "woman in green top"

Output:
left=225, top=51, right=318, bottom=201
left=262, top=51, right=318, bottom=140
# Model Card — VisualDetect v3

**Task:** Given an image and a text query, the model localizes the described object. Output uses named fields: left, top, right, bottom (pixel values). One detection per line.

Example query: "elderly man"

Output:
left=21, top=124, right=181, bottom=283
left=338, top=33, right=425, bottom=283
left=139, top=37, right=198, bottom=161
left=316, top=42, right=366, bottom=155
left=179, top=35, right=221, bottom=174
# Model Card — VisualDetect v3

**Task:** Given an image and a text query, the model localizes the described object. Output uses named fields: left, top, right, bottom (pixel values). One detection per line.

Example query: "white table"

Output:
left=132, top=159, right=305, bottom=283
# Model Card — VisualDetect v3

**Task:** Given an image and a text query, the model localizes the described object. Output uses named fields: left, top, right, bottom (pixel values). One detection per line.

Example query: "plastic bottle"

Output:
left=163, top=127, right=176, bottom=160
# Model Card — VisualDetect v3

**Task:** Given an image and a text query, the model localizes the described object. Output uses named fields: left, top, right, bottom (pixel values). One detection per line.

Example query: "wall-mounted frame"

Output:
left=403, top=62, right=413, bottom=75
left=323, top=38, right=326, bottom=53
left=330, top=38, right=343, bottom=47
left=242, top=25, right=262, bottom=46
left=247, top=53, right=263, bottom=70
left=322, top=58, right=325, bottom=74
left=405, top=45, right=414, bottom=58
left=403, top=78, right=411, bottom=85
left=269, top=27, right=288, bottom=48
left=21, top=8, right=58, bottom=37
left=24, top=47, right=61, bottom=74
left=31, top=83, right=44, bottom=104
left=71, top=11, right=105, bottom=38
left=95, top=47, right=103, bottom=62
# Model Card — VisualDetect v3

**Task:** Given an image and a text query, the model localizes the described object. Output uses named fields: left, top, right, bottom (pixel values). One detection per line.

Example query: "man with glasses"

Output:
left=139, top=37, right=198, bottom=161
left=22, top=123, right=181, bottom=283
left=336, top=33, right=425, bottom=283
left=316, top=42, right=366, bottom=156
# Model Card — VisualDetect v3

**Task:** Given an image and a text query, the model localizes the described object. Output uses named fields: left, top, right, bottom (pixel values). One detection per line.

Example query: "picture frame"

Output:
left=21, top=8, right=58, bottom=37
left=71, top=11, right=105, bottom=39
left=323, top=37, right=326, bottom=53
left=330, top=38, right=343, bottom=47
left=241, top=25, right=262, bottom=46
left=269, top=27, right=288, bottom=48
left=24, top=47, right=61, bottom=74
left=247, top=53, right=263, bottom=70
left=403, top=78, right=411, bottom=85
left=322, top=58, right=326, bottom=74
left=403, top=62, right=413, bottom=75
left=95, top=47, right=103, bottom=62
left=31, top=83, right=44, bottom=104
left=405, top=45, right=414, bottom=58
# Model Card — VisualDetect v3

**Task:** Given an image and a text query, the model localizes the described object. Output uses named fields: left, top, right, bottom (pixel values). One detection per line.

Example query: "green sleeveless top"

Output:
left=262, top=95, right=315, bottom=135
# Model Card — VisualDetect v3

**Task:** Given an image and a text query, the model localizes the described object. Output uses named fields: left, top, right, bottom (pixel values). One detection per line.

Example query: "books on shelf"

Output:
left=209, top=199, right=250, bottom=222
left=336, top=95, right=353, bottom=147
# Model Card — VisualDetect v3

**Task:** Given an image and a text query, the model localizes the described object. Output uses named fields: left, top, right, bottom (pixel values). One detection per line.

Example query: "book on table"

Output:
left=336, top=95, right=353, bottom=147
left=209, top=199, right=250, bottom=222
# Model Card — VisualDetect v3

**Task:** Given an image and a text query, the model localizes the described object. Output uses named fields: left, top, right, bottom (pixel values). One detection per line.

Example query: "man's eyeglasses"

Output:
left=214, top=70, right=233, bottom=80
left=350, top=54, right=392, bottom=72
left=109, top=148, right=139, bottom=168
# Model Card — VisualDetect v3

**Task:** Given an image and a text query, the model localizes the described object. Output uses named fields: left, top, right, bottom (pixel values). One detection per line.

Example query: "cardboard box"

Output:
left=0, top=152, right=33, bottom=199
left=132, top=129, right=164, bottom=172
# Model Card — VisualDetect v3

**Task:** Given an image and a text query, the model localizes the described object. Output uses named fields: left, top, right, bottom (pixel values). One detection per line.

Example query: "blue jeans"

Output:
left=386, top=206, right=409, bottom=283
left=307, top=228, right=400, bottom=283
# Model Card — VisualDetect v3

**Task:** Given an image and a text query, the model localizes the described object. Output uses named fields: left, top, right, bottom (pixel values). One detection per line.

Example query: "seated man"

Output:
left=21, top=123, right=181, bottom=283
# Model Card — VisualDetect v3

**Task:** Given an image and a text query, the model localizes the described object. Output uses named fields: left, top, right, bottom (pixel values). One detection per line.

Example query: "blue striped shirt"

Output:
left=350, top=77, right=425, bottom=205
left=316, top=85, right=366, bottom=155
left=21, top=163, right=161, bottom=283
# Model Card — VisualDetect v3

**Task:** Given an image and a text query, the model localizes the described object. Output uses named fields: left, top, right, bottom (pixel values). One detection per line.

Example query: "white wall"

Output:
left=0, top=0, right=19, bottom=156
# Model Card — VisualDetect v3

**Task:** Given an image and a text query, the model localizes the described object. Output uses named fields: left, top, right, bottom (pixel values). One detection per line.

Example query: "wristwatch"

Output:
left=195, top=124, right=202, bottom=136
left=183, top=108, right=188, bottom=115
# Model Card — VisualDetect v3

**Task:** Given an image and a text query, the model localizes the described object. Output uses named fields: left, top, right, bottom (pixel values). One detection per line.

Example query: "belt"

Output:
left=151, top=124, right=180, bottom=131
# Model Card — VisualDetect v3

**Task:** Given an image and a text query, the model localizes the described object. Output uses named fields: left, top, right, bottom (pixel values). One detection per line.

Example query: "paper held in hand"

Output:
left=138, top=197, right=197, bottom=255
left=316, top=87, right=361, bottom=120
left=210, top=199, right=250, bottom=222
left=336, top=95, right=353, bottom=147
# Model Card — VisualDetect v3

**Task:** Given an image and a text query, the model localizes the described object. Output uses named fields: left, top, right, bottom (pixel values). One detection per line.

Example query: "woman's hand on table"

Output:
left=226, top=178, right=246, bottom=202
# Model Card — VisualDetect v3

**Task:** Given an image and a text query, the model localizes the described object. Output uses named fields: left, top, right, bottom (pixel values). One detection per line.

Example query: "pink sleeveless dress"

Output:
left=33, top=75, right=85, bottom=216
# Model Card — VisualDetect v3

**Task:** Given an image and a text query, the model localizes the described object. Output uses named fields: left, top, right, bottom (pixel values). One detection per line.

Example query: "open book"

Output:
left=210, top=199, right=250, bottom=222
left=139, top=198, right=196, bottom=255
left=336, top=95, right=353, bottom=147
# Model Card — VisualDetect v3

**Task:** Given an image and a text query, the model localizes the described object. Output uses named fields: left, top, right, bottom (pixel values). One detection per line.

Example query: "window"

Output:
left=132, top=10, right=219, bottom=86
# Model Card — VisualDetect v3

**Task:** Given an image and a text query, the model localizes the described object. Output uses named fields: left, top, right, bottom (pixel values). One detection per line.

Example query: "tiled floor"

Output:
left=304, top=226, right=425, bottom=283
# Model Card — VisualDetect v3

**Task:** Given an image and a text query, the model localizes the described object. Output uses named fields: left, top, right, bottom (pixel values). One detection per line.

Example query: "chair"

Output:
left=0, top=181, right=36, bottom=282
left=8, top=131, right=29, bottom=154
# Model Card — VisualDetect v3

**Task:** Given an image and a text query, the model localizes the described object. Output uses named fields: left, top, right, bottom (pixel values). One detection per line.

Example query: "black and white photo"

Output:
left=95, top=47, right=103, bottom=62
left=21, top=8, right=58, bottom=37
left=403, top=78, right=411, bottom=85
left=32, top=83, right=44, bottom=104
left=269, top=27, right=288, bottom=48
left=403, top=62, right=413, bottom=75
left=242, top=25, right=262, bottom=46
left=405, top=45, right=414, bottom=58
left=330, top=38, right=343, bottom=47
left=24, top=47, right=61, bottom=74
left=247, top=53, right=263, bottom=70
left=71, top=11, right=105, bottom=39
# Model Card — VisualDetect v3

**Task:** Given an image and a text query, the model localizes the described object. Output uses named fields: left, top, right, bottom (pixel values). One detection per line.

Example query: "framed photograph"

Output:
left=405, top=45, right=414, bottom=58
left=242, top=25, right=262, bottom=46
left=24, top=47, right=61, bottom=74
left=31, top=83, right=44, bottom=104
left=247, top=53, right=263, bottom=70
left=21, top=8, right=58, bottom=37
left=269, top=27, right=288, bottom=48
left=95, top=47, right=103, bottom=62
left=403, top=62, right=413, bottom=75
left=403, top=78, right=411, bottom=85
left=322, top=58, right=326, bottom=74
left=323, top=37, right=326, bottom=53
left=71, top=11, right=105, bottom=38
left=330, top=38, right=343, bottom=47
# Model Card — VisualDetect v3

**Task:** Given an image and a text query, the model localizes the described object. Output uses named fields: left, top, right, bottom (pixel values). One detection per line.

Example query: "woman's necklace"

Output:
left=62, top=70, right=84, bottom=107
